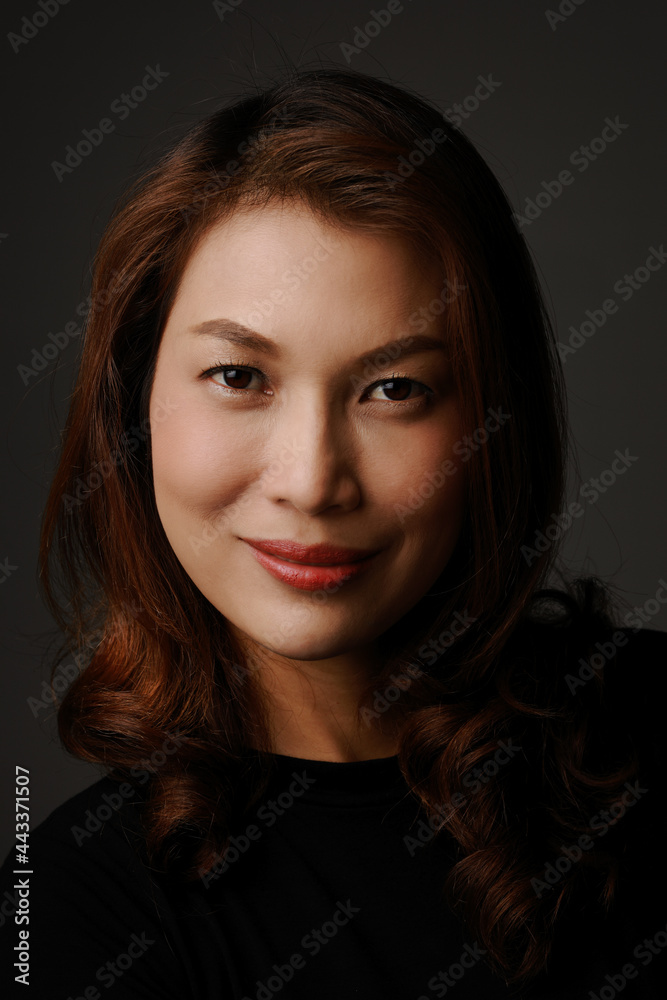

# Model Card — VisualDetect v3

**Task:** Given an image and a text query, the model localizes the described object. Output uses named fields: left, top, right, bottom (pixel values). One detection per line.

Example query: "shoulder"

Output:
left=3, top=773, right=151, bottom=883
left=1, top=772, right=155, bottom=937
left=555, top=624, right=667, bottom=776
left=599, top=627, right=667, bottom=759
left=1, top=775, right=196, bottom=999
left=30, top=772, right=147, bottom=850
left=601, top=624, right=667, bottom=671
left=522, top=619, right=667, bottom=717
left=511, top=620, right=667, bottom=839
left=586, top=624, right=667, bottom=701
left=518, top=626, right=667, bottom=988
left=589, top=629, right=667, bottom=881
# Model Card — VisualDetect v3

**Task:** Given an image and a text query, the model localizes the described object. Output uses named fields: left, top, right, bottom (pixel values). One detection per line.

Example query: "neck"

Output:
left=235, top=635, right=404, bottom=762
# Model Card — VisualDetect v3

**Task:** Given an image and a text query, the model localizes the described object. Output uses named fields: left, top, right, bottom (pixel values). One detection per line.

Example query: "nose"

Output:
left=259, top=396, right=362, bottom=516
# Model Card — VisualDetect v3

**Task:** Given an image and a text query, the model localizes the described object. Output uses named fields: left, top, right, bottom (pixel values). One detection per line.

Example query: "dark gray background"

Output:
left=2, top=0, right=665, bottom=861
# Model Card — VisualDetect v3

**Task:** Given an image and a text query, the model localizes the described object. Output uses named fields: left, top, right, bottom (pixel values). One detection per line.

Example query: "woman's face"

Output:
left=149, top=199, right=468, bottom=663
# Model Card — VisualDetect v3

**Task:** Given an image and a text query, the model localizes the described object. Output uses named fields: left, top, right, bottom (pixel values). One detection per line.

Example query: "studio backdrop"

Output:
left=1, top=0, right=665, bottom=861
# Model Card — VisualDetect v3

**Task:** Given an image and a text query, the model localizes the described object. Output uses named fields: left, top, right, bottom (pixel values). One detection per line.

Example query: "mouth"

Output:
left=239, top=537, right=379, bottom=565
left=240, top=538, right=381, bottom=591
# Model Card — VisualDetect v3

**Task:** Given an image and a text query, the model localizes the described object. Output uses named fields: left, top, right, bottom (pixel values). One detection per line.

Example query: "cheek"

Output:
left=149, top=394, right=255, bottom=519
left=385, top=416, right=468, bottom=517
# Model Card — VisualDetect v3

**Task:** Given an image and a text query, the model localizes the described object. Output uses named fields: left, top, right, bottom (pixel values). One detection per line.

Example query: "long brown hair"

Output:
left=39, top=66, right=638, bottom=987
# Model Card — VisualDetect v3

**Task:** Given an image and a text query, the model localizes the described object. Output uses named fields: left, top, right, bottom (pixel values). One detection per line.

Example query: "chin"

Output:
left=229, top=617, right=375, bottom=662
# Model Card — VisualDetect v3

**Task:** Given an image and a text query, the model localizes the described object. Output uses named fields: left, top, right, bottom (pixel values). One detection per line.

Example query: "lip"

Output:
left=240, top=538, right=380, bottom=592
left=240, top=538, right=378, bottom=565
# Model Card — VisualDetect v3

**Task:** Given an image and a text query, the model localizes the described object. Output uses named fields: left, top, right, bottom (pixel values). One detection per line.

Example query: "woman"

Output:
left=2, top=67, right=666, bottom=999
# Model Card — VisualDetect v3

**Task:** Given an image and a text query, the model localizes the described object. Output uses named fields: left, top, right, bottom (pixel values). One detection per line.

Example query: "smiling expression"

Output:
left=148, top=198, right=469, bottom=662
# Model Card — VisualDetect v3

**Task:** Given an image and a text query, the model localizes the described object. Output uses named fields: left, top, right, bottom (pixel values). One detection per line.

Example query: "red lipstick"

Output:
left=240, top=538, right=380, bottom=591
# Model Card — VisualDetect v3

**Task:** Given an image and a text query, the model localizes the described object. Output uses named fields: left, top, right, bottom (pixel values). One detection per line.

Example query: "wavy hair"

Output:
left=39, top=66, right=639, bottom=987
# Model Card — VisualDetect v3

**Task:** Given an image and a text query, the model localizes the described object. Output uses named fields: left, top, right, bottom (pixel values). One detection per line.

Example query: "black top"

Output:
left=2, top=627, right=667, bottom=999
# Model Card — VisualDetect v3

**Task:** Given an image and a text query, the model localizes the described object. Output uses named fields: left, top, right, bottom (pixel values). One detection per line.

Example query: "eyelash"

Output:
left=199, top=359, right=435, bottom=407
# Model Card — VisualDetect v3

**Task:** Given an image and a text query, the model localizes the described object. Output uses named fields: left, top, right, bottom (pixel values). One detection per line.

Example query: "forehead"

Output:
left=176, top=199, right=441, bottom=300
left=161, top=200, right=448, bottom=361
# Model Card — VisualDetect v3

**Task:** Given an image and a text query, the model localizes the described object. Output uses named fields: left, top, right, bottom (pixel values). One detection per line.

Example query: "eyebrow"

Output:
left=189, top=319, right=449, bottom=367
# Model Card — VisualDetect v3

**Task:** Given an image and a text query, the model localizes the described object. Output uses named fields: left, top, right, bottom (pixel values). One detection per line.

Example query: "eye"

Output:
left=366, top=375, right=432, bottom=406
left=202, top=361, right=266, bottom=393
left=200, top=362, right=434, bottom=407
